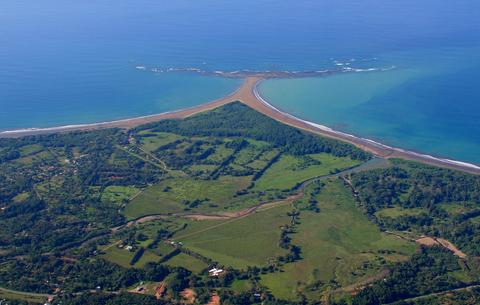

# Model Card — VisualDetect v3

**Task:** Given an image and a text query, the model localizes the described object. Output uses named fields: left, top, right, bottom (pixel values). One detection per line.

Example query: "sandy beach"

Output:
left=1, top=75, right=479, bottom=175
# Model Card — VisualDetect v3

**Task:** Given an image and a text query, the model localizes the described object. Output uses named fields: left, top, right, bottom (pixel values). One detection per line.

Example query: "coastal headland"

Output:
left=1, top=74, right=480, bottom=175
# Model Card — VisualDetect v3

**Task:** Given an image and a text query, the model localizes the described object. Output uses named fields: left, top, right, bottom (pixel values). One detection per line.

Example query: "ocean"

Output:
left=1, top=0, right=479, bottom=163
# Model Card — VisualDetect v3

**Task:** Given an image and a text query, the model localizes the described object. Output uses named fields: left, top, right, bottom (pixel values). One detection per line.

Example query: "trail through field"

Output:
left=116, top=145, right=165, bottom=171
left=0, top=286, right=52, bottom=301
left=416, top=236, right=467, bottom=258
left=101, top=240, right=123, bottom=251
left=175, top=200, right=293, bottom=240
left=332, top=269, right=390, bottom=295
left=138, top=146, right=169, bottom=172
left=128, top=189, right=145, bottom=202
left=383, top=232, right=467, bottom=259
left=119, top=158, right=385, bottom=233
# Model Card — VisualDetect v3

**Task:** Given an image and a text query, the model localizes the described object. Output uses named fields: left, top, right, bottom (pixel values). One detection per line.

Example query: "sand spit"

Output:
left=1, top=75, right=479, bottom=175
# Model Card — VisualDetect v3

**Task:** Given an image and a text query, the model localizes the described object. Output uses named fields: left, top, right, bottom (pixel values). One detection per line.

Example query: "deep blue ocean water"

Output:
left=1, top=0, right=479, bottom=163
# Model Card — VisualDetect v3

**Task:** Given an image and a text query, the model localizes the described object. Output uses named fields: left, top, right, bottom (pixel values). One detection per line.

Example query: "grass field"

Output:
left=232, top=139, right=271, bottom=167
left=19, top=144, right=44, bottom=156
left=101, top=185, right=139, bottom=204
left=163, top=252, right=208, bottom=273
left=101, top=244, right=135, bottom=268
left=205, top=143, right=235, bottom=163
left=12, top=192, right=30, bottom=203
left=101, top=244, right=161, bottom=268
left=260, top=179, right=416, bottom=301
left=438, top=201, right=478, bottom=215
left=172, top=204, right=292, bottom=269
left=16, top=150, right=54, bottom=164
left=254, top=153, right=360, bottom=191
left=245, top=149, right=280, bottom=171
left=230, top=279, right=253, bottom=293
left=0, top=288, right=47, bottom=304
left=124, top=176, right=251, bottom=219
left=139, top=132, right=184, bottom=152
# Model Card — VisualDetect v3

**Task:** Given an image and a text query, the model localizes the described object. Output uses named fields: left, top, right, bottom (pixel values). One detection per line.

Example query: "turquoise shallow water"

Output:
left=259, top=48, right=480, bottom=164
left=1, top=0, right=479, bottom=163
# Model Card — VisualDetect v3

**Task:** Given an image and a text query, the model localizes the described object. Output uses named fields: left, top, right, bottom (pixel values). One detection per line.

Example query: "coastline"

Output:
left=0, top=85, right=244, bottom=138
left=250, top=81, right=480, bottom=174
left=1, top=75, right=479, bottom=175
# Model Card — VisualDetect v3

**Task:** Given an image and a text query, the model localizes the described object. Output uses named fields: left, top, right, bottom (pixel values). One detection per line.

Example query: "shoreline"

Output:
left=1, top=75, right=479, bottom=175
left=250, top=82, right=480, bottom=174
left=0, top=85, right=244, bottom=137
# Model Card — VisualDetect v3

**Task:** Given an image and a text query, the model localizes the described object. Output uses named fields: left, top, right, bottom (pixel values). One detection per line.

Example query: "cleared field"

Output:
left=101, top=244, right=161, bottom=268
left=139, top=132, right=184, bottom=152
left=233, top=139, right=271, bottom=166
left=16, top=150, right=54, bottom=164
left=19, top=144, right=44, bottom=156
left=101, top=245, right=134, bottom=268
left=163, top=252, right=208, bottom=273
left=230, top=279, right=253, bottom=293
left=254, top=153, right=360, bottom=191
left=205, top=144, right=234, bottom=163
left=172, top=204, right=292, bottom=269
left=124, top=176, right=251, bottom=219
left=0, top=288, right=47, bottom=304
left=261, top=180, right=416, bottom=301
left=12, top=192, right=30, bottom=203
left=438, top=201, right=478, bottom=215
left=185, top=164, right=218, bottom=176
left=101, top=185, right=139, bottom=204
left=245, top=149, right=280, bottom=171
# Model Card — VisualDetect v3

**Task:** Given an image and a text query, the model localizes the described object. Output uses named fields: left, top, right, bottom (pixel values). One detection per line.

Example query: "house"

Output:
left=208, top=268, right=224, bottom=277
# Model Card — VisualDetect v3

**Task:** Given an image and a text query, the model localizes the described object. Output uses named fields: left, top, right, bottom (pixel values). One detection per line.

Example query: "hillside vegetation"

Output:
left=0, top=102, right=478, bottom=305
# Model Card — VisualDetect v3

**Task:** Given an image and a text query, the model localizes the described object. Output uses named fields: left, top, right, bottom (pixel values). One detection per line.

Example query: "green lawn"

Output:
left=261, top=180, right=416, bottom=301
left=254, top=153, right=360, bottom=191
left=172, top=204, right=292, bottom=269
left=124, top=176, right=251, bottom=219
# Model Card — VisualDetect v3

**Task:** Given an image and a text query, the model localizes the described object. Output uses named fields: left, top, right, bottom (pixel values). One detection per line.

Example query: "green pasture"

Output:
left=19, top=144, right=44, bottom=156
left=124, top=176, right=251, bottom=219
left=139, top=132, right=184, bottom=152
left=172, top=204, right=292, bottom=269
left=261, top=180, right=416, bottom=301
left=162, top=252, right=208, bottom=273
left=101, top=244, right=161, bottom=269
left=101, top=185, right=139, bottom=204
left=254, top=153, right=360, bottom=191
